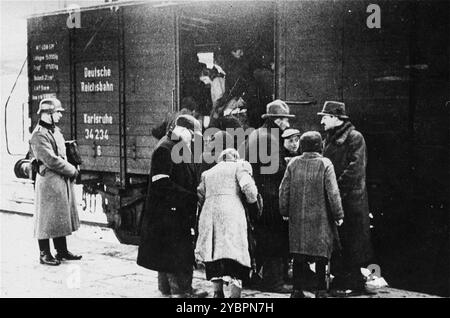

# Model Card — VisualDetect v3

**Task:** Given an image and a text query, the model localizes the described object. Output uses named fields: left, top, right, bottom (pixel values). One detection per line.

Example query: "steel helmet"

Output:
left=37, top=97, right=65, bottom=115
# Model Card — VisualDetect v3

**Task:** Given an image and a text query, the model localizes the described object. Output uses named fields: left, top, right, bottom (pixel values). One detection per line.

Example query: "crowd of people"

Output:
left=28, top=64, right=373, bottom=299
left=138, top=97, right=374, bottom=298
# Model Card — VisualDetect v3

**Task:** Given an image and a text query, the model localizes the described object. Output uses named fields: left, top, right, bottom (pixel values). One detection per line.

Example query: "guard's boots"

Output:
left=40, top=251, right=61, bottom=266
left=55, top=250, right=82, bottom=261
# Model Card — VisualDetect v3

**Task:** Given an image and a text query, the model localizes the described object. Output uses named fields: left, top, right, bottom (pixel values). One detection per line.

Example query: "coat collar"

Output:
left=300, top=152, right=322, bottom=159
left=39, top=120, right=55, bottom=133
left=262, top=118, right=279, bottom=130
left=326, top=121, right=355, bottom=145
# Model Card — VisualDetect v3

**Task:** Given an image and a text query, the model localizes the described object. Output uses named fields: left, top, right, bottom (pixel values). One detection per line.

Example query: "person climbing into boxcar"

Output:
left=137, top=114, right=208, bottom=298
left=199, top=66, right=226, bottom=111
left=151, top=97, right=200, bottom=140
left=318, top=101, right=374, bottom=296
left=29, top=98, right=82, bottom=266
left=238, top=99, right=294, bottom=293
left=195, top=148, right=259, bottom=298
left=279, top=131, right=344, bottom=298
left=224, top=43, right=251, bottom=94
left=251, top=53, right=274, bottom=128
left=222, top=43, right=259, bottom=128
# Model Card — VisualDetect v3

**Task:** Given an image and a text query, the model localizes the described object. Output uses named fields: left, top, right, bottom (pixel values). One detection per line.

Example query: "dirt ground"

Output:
left=0, top=212, right=439, bottom=298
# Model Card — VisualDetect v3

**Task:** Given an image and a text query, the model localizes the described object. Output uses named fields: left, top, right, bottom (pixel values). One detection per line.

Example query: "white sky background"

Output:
left=0, top=1, right=105, bottom=203
left=0, top=0, right=105, bottom=155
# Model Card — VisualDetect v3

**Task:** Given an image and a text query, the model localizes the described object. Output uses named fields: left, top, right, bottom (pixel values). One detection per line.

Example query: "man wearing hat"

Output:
left=239, top=99, right=294, bottom=293
left=30, top=98, right=82, bottom=266
left=318, top=101, right=373, bottom=295
left=137, top=114, right=208, bottom=298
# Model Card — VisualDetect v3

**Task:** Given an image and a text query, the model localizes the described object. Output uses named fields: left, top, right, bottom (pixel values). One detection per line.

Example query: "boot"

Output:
left=55, top=251, right=82, bottom=261
left=40, top=251, right=61, bottom=266
left=54, top=237, right=82, bottom=261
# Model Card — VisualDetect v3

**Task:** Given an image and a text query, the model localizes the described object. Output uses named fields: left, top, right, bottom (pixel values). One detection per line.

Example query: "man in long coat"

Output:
left=239, top=99, right=294, bottom=293
left=318, top=101, right=374, bottom=294
left=137, top=115, right=207, bottom=298
left=30, top=98, right=82, bottom=266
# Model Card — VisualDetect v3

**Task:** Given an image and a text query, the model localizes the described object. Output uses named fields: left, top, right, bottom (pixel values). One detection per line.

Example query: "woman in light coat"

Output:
left=30, top=98, right=81, bottom=266
left=195, top=148, right=258, bottom=298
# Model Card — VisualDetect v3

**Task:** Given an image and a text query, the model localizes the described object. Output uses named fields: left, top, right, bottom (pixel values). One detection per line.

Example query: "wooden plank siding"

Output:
left=72, top=8, right=121, bottom=173
left=28, top=14, right=72, bottom=137
left=277, top=0, right=343, bottom=133
left=123, top=5, right=177, bottom=175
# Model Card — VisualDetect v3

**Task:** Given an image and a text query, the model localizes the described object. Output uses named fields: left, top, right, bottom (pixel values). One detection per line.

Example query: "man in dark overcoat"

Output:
left=137, top=114, right=207, bottom=298
left=318, top=101, right=374, bottom=294
left=239, top=99, right=294, bottom=293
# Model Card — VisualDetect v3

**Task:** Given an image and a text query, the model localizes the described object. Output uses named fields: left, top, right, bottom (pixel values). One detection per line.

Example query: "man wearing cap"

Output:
left=281, top=128, right=301, bottom=164
left=137, top=114, right=207, bottom=298
left=318, top=101, right=373, bottom=295
left=30, top=98, right=82, bottom=266
left=239, top=99, right=294, bottom=293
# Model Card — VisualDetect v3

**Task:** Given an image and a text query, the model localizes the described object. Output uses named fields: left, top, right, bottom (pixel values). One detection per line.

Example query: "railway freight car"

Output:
left=23, top=0, right=448, bottom=295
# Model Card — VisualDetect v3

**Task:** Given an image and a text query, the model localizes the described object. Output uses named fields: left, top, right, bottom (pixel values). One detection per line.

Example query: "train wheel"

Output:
left=111, top=195, right=144, bottom=245
left=113, top=228, right=140, bottom=245
left=101, top=185, right=146, bottom=246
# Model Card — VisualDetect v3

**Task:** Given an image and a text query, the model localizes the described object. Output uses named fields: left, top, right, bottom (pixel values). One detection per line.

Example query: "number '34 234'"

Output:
left=84, top=128, right=109, bottom=140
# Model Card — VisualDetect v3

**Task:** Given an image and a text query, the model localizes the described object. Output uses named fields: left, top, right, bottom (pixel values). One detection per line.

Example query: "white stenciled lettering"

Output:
left=84, top=128, right=109, bottom=141
left=80, top=81, right=114, bottom=92
left=83, top=113, right=113, bottom=125
left=83, top=66, right=112, bottom=78
left=34, top=74, right=55, bottom=81
left=45, top=53, right=58, bottom=61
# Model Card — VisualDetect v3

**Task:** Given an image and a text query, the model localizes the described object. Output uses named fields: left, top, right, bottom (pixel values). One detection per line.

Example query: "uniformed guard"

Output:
left=30, top=97, right=82, bottom=266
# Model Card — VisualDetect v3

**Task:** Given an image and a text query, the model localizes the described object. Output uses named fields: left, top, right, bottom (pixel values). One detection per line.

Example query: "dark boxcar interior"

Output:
left=26, top=0, right=449, bottom=296
left=178, top=1, right=275, bottom=124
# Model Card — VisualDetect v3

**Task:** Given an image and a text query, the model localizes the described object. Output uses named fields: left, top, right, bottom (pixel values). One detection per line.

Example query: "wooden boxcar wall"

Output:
left=123, top=5, right=177, bottom=175
left=73, top=8, right=121, bottom=174
left=277, top=0, right=449, bottom=212
left=28, top=4, right=178, bottom=177
left=277, top=0, right=449, bottom=295
left=28, top=14, right=72, bottom=140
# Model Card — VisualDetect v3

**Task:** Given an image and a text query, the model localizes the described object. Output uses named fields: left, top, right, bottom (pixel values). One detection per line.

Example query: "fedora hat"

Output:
left=261, top=99, right=295, bottom=119
left=317, top=101, right=349, bottom=119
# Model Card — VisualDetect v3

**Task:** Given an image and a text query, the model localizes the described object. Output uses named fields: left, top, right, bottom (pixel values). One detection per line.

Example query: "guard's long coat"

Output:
left=30, top=123, right=79, bottom=239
